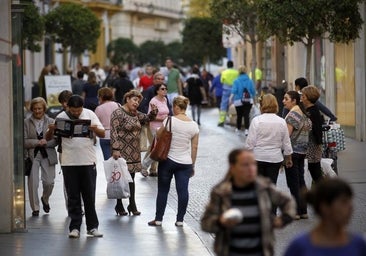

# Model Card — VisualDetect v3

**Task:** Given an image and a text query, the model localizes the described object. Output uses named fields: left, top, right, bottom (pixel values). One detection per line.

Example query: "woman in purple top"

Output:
left=284, top=178, right=366, bottom=256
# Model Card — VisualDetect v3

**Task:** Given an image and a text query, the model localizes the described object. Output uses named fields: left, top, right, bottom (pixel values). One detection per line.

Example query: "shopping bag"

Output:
left=103, top=157, right=133, bottom=199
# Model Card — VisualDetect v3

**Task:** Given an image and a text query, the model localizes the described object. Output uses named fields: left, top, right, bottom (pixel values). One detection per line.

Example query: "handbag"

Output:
left=103, top=157, right=133, bottom=199
left=149, top=116, right=172, bottom=161
left=24, top=156, right=32, bottom=176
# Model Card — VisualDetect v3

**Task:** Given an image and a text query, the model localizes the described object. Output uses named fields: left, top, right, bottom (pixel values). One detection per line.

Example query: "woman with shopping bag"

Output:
left=110, top=90, right=158, bottom=216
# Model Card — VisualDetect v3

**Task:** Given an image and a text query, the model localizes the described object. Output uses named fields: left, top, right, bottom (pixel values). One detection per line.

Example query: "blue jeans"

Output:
left=155, top=158, right=193, bottom=222
left=100, top=139, right=111, bottom=160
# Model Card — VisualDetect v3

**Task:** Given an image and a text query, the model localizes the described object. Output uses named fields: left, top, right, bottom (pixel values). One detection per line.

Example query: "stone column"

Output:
left=0, top=0, right=14, bottom=233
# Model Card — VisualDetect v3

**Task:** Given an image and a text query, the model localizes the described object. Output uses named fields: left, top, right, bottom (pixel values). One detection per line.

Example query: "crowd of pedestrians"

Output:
left=24, top=58, right=366, bottom=255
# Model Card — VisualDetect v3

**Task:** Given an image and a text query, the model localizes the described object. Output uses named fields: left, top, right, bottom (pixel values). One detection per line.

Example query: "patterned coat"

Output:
left=110, top=107, right=156, bottom=173
left=201, top=176, right=296, bottom=256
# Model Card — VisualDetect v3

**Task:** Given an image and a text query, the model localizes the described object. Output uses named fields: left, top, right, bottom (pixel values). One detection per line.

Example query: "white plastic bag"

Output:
left=103, top=157, right=133, bottom=199
left=250, top=104, right=261, bottom=122
left=321, top=158, right=337, bottom=177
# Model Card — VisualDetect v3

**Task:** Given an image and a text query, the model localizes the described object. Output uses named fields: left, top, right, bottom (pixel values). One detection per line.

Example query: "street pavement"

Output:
left=1, top=107, right=366, bottom=256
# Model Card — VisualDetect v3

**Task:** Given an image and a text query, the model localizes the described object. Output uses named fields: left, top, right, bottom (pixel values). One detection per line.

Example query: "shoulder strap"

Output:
left=165, top=116, right=172, bottom=131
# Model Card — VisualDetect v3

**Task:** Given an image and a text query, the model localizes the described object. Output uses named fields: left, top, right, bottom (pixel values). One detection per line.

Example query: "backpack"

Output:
left=241, top=88, right=253, bottom=105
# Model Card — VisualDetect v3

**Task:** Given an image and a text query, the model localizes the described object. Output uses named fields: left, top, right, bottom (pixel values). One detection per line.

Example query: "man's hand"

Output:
left=284, top=155, right=293, bottom=168
left=38, top=139, right=47, bottom=146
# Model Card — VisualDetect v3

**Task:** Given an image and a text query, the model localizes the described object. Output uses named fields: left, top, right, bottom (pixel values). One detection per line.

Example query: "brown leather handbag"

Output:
left=149, top=117, right=172, bottom=161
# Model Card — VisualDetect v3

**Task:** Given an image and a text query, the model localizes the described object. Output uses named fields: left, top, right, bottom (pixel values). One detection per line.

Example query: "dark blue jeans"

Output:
left=99, top=139, right=111, bottom=160
left=155, top=158, right=193, bottom=222
left=285, top=153, right=307, bottom=215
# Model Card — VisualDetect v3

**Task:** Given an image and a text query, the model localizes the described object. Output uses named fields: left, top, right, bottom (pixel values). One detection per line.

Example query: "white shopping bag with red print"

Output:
left=103, top=157, right=133, bottom=199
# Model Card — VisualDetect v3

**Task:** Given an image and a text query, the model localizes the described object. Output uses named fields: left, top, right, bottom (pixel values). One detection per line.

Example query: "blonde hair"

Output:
left=260, top=94, right=279, bottom=114
left=238, top=65, right=247, bottom=74
left=173, top=95, right=189, bottom=110
left=30, top=97, right=47, bottom=112
left=301, top=85, right=320, bottom=104
left=123, top=89, right=143, bottom=103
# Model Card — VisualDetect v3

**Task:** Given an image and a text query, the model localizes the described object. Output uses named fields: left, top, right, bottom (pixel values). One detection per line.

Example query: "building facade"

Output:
left=227, top=3, right=366, bottom=141
left=110, top=0, right=183, bottom=46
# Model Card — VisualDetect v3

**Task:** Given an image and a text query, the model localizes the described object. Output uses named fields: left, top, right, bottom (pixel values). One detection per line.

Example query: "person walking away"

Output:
left=210, top=71, right=224, bottom=109
left=218, top=61, right=239, bottom=127
left=148, top=96, right=199, bottom=227
left=46, top=95, right=105, bottom=238
left=230, top=65, right=256, bottom=136
left=24, top=97, right=58, bottom=217
left=245, top=94, right=293, bottom=188
left=110, top=90, right=158, bottom=216
left=72, top=71, right=85, bottom=96
left=165, top=58, right=181, bottom=103
left=284, top=178, right=366, bottom=255
left=82, top=72, right=100, bottom=111
left=185, top=66, right=205, bottom=125
left=283, top=91, right=312, bottom=220
left=301, top=85, right=324, bottom=183
left=95, top=87, right=120, bottom=160
left=201, top=149, right=296, bottom=256
left=111, top=70, right=134, bottom=104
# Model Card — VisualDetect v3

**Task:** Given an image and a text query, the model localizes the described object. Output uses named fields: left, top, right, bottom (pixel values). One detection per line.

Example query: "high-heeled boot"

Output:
left=115, top=199, right=127, bottom=216
left=127, top=181, right=141, bottom=215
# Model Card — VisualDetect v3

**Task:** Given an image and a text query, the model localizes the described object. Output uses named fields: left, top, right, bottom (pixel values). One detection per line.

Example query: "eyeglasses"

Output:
left=160, top=88, right=167, bottom=91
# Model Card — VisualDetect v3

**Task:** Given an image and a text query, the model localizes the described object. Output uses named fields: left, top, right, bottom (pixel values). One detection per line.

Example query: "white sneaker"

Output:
left=244, top=129, right=249, bottom=136
left=175, top=221, right=183, bottom=227
left=87, top=228, right=103, bottom=237
left=68, top=229, right=80, bottom=238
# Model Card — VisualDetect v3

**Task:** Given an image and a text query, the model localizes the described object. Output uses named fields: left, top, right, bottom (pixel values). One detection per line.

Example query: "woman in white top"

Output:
left=95, top=87, right=120, bottom=160
left=245, top=94, right=293, bottom=186
left=148, top=96, right=199, bottom=227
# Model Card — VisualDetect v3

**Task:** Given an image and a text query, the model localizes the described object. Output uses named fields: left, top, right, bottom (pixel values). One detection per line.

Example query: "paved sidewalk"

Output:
left=0, top=145, right=212, bottom=256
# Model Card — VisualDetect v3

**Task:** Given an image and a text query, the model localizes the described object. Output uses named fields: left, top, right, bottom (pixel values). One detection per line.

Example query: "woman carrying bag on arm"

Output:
left=148, top=96, right=199, bottom=227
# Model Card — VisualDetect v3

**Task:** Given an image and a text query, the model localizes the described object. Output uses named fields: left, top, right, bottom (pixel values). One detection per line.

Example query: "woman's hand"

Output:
left=112, top=150, right=121, bottom=160
left=190, top=168, right=195, bottom=178
left=150, top=103, right=158, bottom=114
left=38, top=139, right=47, bottom=146
left=273, top=216, right=283, bottom=228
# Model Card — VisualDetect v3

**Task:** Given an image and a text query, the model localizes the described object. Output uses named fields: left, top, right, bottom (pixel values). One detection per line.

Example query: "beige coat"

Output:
left=201, top=176, right=296, bottom=256
left=24, top=115, right=58, bottom=165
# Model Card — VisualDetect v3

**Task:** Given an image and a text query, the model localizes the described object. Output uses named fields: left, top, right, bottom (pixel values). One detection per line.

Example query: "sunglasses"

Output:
left=160, top=87, right=167, bottom=91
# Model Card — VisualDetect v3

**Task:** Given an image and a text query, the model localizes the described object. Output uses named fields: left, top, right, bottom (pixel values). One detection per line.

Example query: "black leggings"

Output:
left=308, top=162, right=323, bottom=183
left=235, top=104, right=252, bottom=130
left=116, top=172, right=137, bottom=210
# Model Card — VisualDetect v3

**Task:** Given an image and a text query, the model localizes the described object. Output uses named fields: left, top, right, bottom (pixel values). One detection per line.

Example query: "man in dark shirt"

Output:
left=111, top=70, right=134, bottom=104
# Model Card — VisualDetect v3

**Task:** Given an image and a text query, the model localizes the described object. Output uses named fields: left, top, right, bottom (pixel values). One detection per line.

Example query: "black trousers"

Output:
left=257, top=161, right=282, bottom=185
left=62, top=165, right=99, bottom=232
left=235, top=104, right=252, bottom=130
left=285, top=153, right=307, bottom=215
left=308, top=162, right=323, bottom=183
left=257, top=161, right=282, bottom=215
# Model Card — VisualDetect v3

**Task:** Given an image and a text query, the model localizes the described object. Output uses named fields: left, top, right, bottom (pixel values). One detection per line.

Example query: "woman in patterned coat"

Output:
left=110, top=90, right=158, bottom=216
